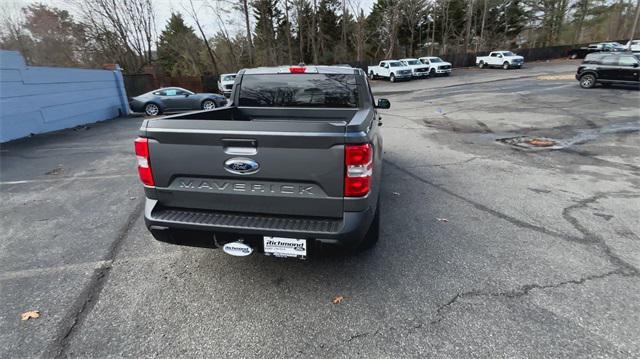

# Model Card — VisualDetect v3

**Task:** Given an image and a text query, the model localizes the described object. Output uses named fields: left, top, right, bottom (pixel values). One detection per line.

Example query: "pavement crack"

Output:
left=561, top=192, right=640, bottom=274
left=431, top=269, right=631, bottom=324
left=386, top=160, right=640, bottom=275
left=43, top=199, right=145, bottom=359
left=345, top=329, right=380, bottom=343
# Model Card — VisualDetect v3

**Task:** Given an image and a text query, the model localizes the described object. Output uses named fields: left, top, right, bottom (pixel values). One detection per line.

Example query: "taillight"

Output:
left=289, top=66, right=306, bottom=73
left=134, top=137, right=154, bottom=186
left=344, top=143, right=373, bottom=197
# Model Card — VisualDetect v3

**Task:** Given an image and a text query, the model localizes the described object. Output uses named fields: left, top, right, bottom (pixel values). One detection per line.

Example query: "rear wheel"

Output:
left=144, top=103, right=160, bottom=116
left=503, top=62, right=510, bottom=70
left=390, top=73, right=396, bottom=82
left=369, top=71, right=376, bottom=80
left=579, top=74, right=596, bottom=89
left=202, top=100, right=216, bottom=110
left=429, top=68, right=436, bottom=76
left=357, top=202, right=380, bottom=251
left=478, top=61, right=485, bottom=69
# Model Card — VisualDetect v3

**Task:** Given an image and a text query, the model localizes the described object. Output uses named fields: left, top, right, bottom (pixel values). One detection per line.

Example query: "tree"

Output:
left=400, top=0, right=427, bottom=57
left=253, top=0, right=280, bottom=65
left=0, top=4, right=87, bottom=67
left=317, top=0, right=341, bottom=62
left=76, top=0, right=156, bottom=73
left=157, top=13, right=207, bottom=76
left=185, top=0, right=220, bottom=74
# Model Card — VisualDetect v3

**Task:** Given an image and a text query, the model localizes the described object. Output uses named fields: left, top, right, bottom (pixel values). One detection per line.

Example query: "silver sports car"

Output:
left=129, top=87, right=227, bottom=116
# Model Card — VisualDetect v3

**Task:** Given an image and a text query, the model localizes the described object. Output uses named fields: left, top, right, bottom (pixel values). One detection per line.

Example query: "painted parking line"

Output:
left=0, top=174, right=137, bottom=185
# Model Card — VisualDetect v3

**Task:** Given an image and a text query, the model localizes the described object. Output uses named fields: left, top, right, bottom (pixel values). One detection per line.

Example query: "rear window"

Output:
left=238, top=74, right=359, bottom=108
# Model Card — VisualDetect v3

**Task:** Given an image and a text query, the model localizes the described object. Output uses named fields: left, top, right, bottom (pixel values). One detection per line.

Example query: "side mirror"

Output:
left=376, top=98, right=390, bottom=109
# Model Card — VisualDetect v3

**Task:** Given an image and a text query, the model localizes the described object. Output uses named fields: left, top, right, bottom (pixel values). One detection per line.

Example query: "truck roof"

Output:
left=242, top=65, right=360, bottom=75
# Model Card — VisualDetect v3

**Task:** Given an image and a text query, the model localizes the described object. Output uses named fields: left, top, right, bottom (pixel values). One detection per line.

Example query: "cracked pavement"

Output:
left=1, top=61, right=639, bottom=358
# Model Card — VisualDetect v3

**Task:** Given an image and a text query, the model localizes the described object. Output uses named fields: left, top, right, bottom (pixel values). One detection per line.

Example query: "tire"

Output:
left=429, top=68, right=436, bottom=76
left=478, top=61, right=485, bottom=69
left=503, top=62, right=510, bottom=70
left=579, top=74, right=596, bottom=88
left=390, top=73, right=396, bottom=82
left=369, top=71, right=376, bottom=80
left=202, top=99, right=216, bottom=110
left=357, top=201, right=380, bottom=251
left=144, top=103, right=160, bottom=116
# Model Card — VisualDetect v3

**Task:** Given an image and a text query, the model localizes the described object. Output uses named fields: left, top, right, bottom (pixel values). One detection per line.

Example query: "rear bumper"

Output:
left=143, top=198, right=374, bottom=248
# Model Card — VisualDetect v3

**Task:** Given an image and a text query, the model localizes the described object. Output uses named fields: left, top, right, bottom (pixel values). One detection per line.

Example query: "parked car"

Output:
left=136, top=65, right=388, bottom=257
left=368, top=60, right=413, bottom=82
left=418, top=56, right=452, bottom=76
left=217, top=73, right=237, bottom=96
left=576, top=52, right=640, bottom=88
left=568, top=42, right=626, bottom=59
left=399, top=58, right=430, bottom=78
left=130, top=87, right=227, bottom=116
left=625, top=39, right=640, bottom=52
left=476, top=51, right=524, bottom=69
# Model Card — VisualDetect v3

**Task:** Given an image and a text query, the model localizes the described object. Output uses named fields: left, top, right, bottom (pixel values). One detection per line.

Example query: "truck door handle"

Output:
left=222, top=138, right=257, bottom=155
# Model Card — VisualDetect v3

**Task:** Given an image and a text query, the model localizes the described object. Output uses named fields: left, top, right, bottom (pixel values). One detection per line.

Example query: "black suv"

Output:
left=576, top=52, right=640, bottom=88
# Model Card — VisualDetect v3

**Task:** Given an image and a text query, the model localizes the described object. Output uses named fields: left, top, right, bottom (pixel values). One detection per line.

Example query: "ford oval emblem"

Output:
left=224, top=157, right=259, bottom=175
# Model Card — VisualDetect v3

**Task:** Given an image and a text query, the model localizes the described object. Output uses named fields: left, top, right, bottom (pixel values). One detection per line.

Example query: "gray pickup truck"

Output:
left=134, top=65, right=389, bottom=258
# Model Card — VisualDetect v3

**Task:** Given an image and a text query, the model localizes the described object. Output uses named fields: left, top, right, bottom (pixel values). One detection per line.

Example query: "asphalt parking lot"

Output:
left=1, top=60, right=639, bottom=358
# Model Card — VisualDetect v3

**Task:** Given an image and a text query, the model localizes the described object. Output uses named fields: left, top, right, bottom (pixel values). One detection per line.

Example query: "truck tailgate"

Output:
left=144, top=117, right=347, bottom=218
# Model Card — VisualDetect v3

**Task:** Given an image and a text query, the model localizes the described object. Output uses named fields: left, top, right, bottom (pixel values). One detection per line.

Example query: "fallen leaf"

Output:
left=436, top=218, right=449, bottom=223
left=21, top=310, right=40, bottom=321
left=332, top=295, right=344, bottom=304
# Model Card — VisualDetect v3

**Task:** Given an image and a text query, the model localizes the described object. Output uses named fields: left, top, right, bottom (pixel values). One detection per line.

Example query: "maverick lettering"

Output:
left=179, top=179, right=314, bottom=195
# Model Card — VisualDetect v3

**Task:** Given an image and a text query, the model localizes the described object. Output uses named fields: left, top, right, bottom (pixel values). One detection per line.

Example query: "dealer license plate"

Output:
left=263, top=237, right=307, bottom=259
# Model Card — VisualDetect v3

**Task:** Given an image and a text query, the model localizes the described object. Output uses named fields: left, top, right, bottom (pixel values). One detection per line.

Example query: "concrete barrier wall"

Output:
left=0, top=50, right=129, bottom=143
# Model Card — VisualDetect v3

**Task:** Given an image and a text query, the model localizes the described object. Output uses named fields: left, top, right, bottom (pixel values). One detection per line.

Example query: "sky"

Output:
left=4, top=0, right=375, bottom=39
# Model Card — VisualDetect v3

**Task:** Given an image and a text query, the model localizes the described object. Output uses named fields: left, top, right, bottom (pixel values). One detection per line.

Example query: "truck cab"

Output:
left=476, top=51, right=524, bottom=69
left=368, top=60, right=413, bottom=82
left=418, top=56, right=452, bottom=76
left=399, top=58, right=430, bottom=78
left=217, top=73, right=237, bottom=97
